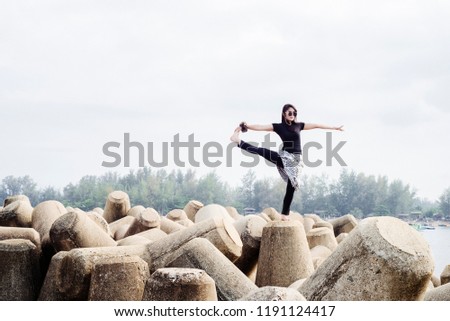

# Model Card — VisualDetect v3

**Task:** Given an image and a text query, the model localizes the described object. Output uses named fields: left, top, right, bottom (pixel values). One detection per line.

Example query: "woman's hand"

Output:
left=239, top=121, right=248, bottom=132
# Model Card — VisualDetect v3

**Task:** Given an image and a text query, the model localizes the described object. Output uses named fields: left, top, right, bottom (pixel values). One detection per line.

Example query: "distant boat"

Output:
left=408, top=223, right=436, bottom=231
left=438, top=223, right=449, bottom=228
left=409, top=223, right=424, bottom=231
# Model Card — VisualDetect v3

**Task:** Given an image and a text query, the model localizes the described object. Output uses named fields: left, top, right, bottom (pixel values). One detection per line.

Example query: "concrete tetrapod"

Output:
left=88, top=255, right=150, bottom=301
left=255, top=221, right=314, bottom=287
left=166, top=238, right=257, bottom=301
left=329, top=214, right=358, bottom=237
left=38, top=251, right=69, bottom=300
left=127, top=205, right=145, bottom=219
left=262, top=207, right=281, bottom=221
left=135, top=228, right=168, bottom=242
left=102, top=190, right=131, bottom=223
left=109, top=215, right=135, bottom=240
left=175, top=219, right=195, bottom=227
left=0, top=199, right=33, bottom=227
left=225, top=206, right=242, bottom=221
left=424, top=282, right=450, bottom=301
left=117, top=235, right=153, bottom=246
left=194, top=203, right=234, bottom=224
left=86, top=211, right=111, bottom=235
left=300, top=216, right=434, bottom=301
left=336, top=232, right=348, bottom=244
left=143, top=268, right=217, bottom=301
left=0, top=239, right=41, bottom=300
left=258, top=213, right=271, bottom=222
left=312, top=257, right=326, bottom=270
left=289, top=212, right=304, bottom=224
left=440, top=264, right=450, bottom=285
left=431, top=274, right=441, bottom=288
left=306, top=227, right=338, bottom=251
left=302, top=217, right=315, bottom=234
left=0, top=226, right=41, bottom=249
left=114, top=224, right=132, bottom=241
left=50, top=211, right=117, bottom=252
left=304, top=213, right=322, bottom=223
left=146, top=217, right=243, bottom=266
left=166, top=209, right=188, bottom=222
left=289, top=278, right=307, bottom=291
left=233, top=215, right=267, bottom=276
left=31, top=200, right=67, bottom=265
left=124, top=208, right=161, bottom=237
left=160, top=216, right=186, bottom=234
left=310, top=245, right=333, bottom=261
left=31, top=200, right=67, bottom=246
left=183, top=200, right=203, bottom=222
left=92, top=207, right=104, bottom=215
left=313, top=221, right=334, bottom=231
left=3, top=195, right=30, bottom=207
left=239, top=286, right=306, bottom=301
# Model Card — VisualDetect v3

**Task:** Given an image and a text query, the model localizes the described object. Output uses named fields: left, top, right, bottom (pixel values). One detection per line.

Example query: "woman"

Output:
left=230, top=103, right=344, bottom=221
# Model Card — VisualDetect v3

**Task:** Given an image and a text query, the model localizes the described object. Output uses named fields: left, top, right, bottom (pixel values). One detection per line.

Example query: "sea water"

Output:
left=420, top=226, right=450, bottom=276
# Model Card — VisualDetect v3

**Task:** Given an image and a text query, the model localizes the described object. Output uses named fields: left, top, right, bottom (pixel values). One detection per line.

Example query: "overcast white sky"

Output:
left=1, top=0, right=450, bottom=201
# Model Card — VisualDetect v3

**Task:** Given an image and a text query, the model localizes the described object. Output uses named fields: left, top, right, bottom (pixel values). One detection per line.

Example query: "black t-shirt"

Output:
left=272, top=122, right=305, bottom=154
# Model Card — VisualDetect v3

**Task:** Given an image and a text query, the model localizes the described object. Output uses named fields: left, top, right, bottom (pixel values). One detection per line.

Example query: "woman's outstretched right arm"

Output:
left=246, top=124, right=274, bottom=131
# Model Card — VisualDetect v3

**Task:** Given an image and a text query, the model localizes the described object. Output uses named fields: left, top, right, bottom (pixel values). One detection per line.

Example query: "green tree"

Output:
left=439, top=187, right=450, bottom=217
left=195, top=171, right=230, bottom=206
left=253, top=178, right=273, bottom=211
left=238, top=170, right=256, bottom=211
left=39, top=186, right=63, bottom=203
left=353, top=173, right=377, bottom=216
left=0, top=175, right=39, bottom=205
left=386, top=180, right=415, bottom=215
left=299, top=174, right=331, bottom=215
left=350, top=207, right=364, bottom=219
left=424, top=207, right=437, bottom=219
left=374, top=175, right=389, bottom=215
left=329, top=169, right=359, bottom=215
left=374, top=204, right=390, bottom=216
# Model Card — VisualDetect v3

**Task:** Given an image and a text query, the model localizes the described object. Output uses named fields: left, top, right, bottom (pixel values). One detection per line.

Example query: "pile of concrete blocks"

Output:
left=0, top=192, right=446, bottom=301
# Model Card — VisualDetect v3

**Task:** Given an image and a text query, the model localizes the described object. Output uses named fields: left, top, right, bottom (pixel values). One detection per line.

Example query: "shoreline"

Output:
left=405, top=220, right=450, bottom=230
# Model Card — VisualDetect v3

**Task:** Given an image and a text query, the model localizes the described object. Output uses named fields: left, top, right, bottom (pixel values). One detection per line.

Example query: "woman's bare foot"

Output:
left=230, top=126, right=241, bottom=145
left=281, top=215, right=290, bottom=221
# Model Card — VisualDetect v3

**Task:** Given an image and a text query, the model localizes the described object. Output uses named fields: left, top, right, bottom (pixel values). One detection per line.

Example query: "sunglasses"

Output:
left=287, top=111, right=297, bottom=117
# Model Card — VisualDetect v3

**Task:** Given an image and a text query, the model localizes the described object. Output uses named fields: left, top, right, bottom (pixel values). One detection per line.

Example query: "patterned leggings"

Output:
left=239, top=140, right=296, bottom=215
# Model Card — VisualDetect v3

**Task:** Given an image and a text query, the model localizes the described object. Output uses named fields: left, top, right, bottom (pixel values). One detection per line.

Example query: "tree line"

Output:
left=1, top=168, right=449, bottom=219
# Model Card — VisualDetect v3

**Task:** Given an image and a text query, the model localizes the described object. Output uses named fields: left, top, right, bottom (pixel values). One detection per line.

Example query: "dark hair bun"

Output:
left=239, top=122, right=248, bottom=132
